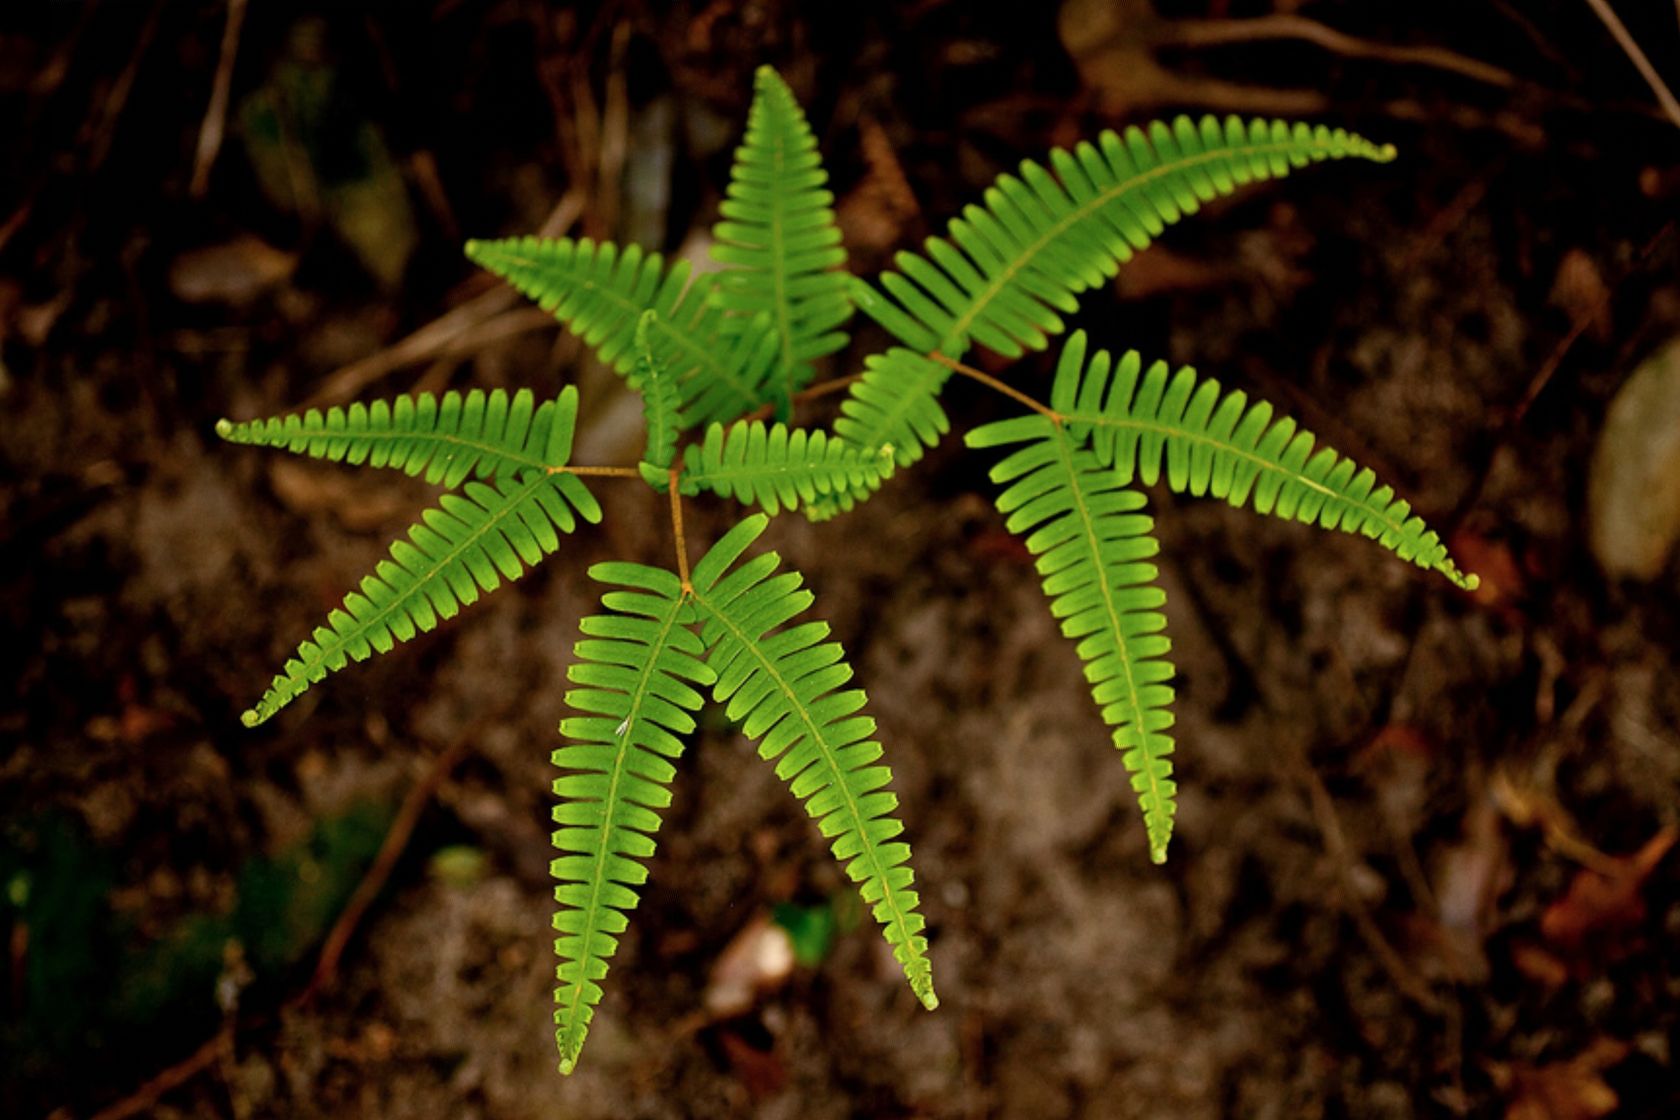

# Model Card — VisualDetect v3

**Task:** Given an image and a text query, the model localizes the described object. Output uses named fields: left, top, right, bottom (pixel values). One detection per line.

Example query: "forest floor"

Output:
left=4, top=2, right=1679, bottom=1118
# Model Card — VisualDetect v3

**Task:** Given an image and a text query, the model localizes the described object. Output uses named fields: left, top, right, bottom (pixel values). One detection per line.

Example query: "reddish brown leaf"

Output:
left=1540, top=826, right=1677, bottom=959
left=1491, top=1038, right=1629, bottom=1120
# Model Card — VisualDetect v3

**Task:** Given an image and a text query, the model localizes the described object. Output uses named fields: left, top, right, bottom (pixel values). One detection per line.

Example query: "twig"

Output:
left=930, top=352, right=1061, bottom=422
left=1446, top=221, right=1675, bottom=531
left=1582, top=0, right=1680, bottom=129
left=86, top=0, right=165, bottom=173
left=85, top=741, right=472, bottom=1118
left=189, top=0, right=248, bottom=199
left=739, top=372, right=865, bottom=423
left=301, top=742, right=470, bottom=998
left=1162, top=14, right=1518, bottom=90
left=1286, top=740, right=1447, bottom=1014
left=303, top=190, right=583, bottom=407
left=89, top=1028, right=234, bottom=1120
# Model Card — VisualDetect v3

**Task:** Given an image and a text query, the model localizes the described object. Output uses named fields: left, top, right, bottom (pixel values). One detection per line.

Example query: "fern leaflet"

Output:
left=855, top=116, right=1395, bottom=357
left=688, top=515, right=937, bottom=1007
left=464, top=236, right=779, bottom=426
left=234, top=391, right=599, bottom=726
left=553, top=563, right=714, bottom=1074
left=216, top=386, right=573, bottom=488
left=1049, top=332, right=1478, bottom=590
left=965, top=417, right=1178, bottom=863
left=679, top=420, right=894, bottom=515
left=802, top=347, right=953, bottom=522
left=630, top=310, right=681, bottom=480
left=711, top=65, right=851, bottom=405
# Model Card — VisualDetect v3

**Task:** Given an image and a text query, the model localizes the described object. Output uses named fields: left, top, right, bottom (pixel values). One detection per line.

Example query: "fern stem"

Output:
left=931, top=352, right=1062, bottom=422
left=557, top=465, right=645, bottom=478
left=668, top=467, right=692, bottom=590
left=741, top=372, right=865, bottom=423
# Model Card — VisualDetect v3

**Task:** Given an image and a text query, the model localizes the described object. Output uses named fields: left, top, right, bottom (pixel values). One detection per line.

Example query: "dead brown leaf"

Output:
left=1490, top=1038, right=1629, bottom=1120
left=168, top=234, right=297, bottom=307
left=1547, top=249, right=1612, bottom=343
left=703, top=912, right=795, bottom=1020
left=836, top=115, right=919, bottom=258
left=1540, top=826, right=1677, bottom=960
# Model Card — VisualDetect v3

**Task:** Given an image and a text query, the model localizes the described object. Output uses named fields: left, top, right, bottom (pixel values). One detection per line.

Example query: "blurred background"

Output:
left=4, top=2, right=1680, bottom=1117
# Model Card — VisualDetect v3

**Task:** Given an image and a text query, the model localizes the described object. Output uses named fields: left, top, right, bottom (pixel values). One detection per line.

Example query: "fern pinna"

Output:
left=217, top=63, right=1476, bottom=1074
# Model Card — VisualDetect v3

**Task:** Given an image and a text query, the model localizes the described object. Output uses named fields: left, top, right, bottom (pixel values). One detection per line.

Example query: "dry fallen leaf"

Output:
left=1547, top=249, right=1612, bottom=343
left=1540, top=826, right=1676, bottom=961
left=169, top=234, right=297, bottom=307
left=836, top=115, right=919, bottom=257
left=703, top=912, right=796, bottom=1019
left=1587, top=336, right=1680, bottom=581
left=1490, top=1037, right=1629, bottom=1120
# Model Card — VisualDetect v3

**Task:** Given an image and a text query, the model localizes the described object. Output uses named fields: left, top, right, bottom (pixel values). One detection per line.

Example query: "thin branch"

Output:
left=1582, top=0, right=1680, bottom=129
left=1286, top=739, right=1447, bottom=1014
left=189, top=0, right=248, bottom=198
left=1160, top=14, right=1518, bottom=89
left=89, top=1029, right=234, bottom=1120
left=739, top=372, right=866, bottom=423
left=930, top=352, right=1062, bottom=422
left=303, top=190, right=583, bottom=407
left=301, top=742, right=468, bottom=998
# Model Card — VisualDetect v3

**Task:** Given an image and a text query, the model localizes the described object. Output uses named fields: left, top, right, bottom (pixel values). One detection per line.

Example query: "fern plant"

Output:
left=217, top=65, right=1477, bottom=1074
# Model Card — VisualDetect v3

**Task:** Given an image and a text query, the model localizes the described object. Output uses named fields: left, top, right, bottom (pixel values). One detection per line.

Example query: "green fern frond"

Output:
left=711, top=66, right=851, bottom=404
left=832, top=347, right=954, bottom=468
left=854, top=116, right=1395, bottom=357
left=688, top=515, right=937, bottom=1008
left=241, top=468, right=601, bottom=727
left=552, top=563, right=714, bottom=1074
left=630, top=310, right=681, bottom=477
left=1048, top=332, right=1478, bottom=590
left=801, top=346, right=954, bottom=522
left=678, top=420, right=894, bottom=515
left=464, top=236, right=777, bottom=425
left=215, top=386, right=576, bottom=488
left=965, top=418, right=1178, bottom=863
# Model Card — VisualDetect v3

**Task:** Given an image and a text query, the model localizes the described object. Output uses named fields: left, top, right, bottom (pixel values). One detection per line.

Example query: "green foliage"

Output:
left=966, top=417, right=1177, bottom=862
left=553, top=564, right=713, bottom=1073
left=711, top=65, right=852, bottom=406
left=223, top=386, right=599, bottom=727
left=463, top=236, right=779, bottom=426
left=631, top=310, right=682, bottom=481
left=678, top=419, right=895, bottom=515
left=852, top=117, right=1395, bottom=358
left=688, top=515, right=934, bottom=1008
left=216, top=385, right=569, bottom=486
left=219, top=64, right=1477, bottom=1078
left=1048, top=332, right=1478, bottom=590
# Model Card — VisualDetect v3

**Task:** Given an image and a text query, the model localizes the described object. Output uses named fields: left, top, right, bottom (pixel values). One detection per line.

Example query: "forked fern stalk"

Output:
left=217, top=64, right=1477, bottom=1076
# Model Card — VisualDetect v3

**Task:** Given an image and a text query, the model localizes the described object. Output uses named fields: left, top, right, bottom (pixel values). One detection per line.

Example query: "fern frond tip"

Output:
left=214, top=418, right=234, bottom=439
left=239, top=708, right=261, bottom=728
